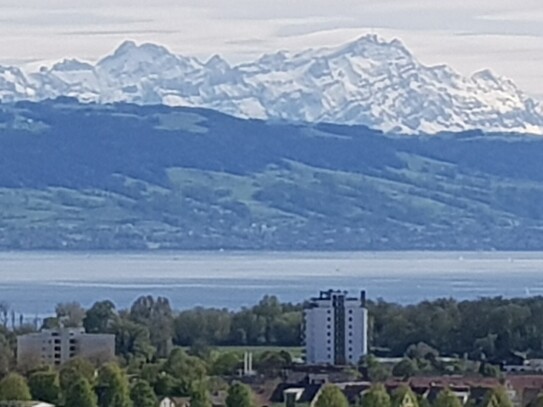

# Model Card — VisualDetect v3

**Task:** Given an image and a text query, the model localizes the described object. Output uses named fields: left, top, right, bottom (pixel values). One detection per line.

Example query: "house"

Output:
left=159, top=397, right=191, bottom=407
left=507, top=376, right=543, bottom=407
left=341, top=383, right=372, bottom=405
left=269, top=382, right=324, bottom=407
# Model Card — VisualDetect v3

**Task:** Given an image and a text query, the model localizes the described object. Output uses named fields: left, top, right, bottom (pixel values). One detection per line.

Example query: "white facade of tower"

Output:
left=304, top=290, right=368, bottom=365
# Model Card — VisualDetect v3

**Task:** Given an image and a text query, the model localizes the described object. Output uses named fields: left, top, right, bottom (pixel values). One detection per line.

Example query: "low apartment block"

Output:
left=17, top=327, right=115, bottom=366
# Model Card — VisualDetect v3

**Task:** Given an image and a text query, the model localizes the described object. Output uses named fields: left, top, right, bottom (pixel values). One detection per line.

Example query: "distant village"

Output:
left=3, top=289, right=543, bottom=407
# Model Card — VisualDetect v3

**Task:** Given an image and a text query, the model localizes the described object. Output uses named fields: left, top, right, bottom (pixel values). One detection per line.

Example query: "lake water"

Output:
left=1, top=251, right=543, bottom=316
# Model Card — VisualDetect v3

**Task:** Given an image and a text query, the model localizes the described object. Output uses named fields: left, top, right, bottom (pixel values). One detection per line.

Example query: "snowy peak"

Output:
left=0, top=35, right=542, bottom=135
left=338, top=34, right=412, bottom=61
left=51, top=59, right=93, bottom=72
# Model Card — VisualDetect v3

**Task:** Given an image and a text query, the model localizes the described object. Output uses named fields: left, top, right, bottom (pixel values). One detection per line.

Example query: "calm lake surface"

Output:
left=1, top=251, right=543, bottom=315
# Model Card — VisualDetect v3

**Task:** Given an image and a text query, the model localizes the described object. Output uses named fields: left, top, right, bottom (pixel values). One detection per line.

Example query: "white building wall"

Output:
left=344, top=305, right=368, bottom=364
left=305, top=305, right=334, bottom=364
left=304, top=290, right=368, bottom=366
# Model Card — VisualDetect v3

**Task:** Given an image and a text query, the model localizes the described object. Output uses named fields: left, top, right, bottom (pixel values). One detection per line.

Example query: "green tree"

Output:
left=164, top=349, right=207, bottom=395
left=391, top=386, right=419, bottom=407
left=315, top=384, right=349, bottom=407
left=481, top=387, right=513, bottom=407
left=359, top=384, right=391, bottom=407
left=41, top=317, right=60, bottom=330
left=0, top=373, right=32, bottom=401
left=479, top=363, right=502, bottom=378
left=113, top=318, right=156, bottom=362
left=130, top=380, right=156, bottom=407
left=230, top=309, right=265, bottom=345
left=226, top=382, right=254, bottom=407
left=154, top=374, right=177, bottom=398
left=84, top=300, right=118, bottom=333
left=406, top=342, right=439, bottom=361
left=190, top=382, right=212, bottom=407
left=56, top=301, right=86, bottom=327
left=392, top=358, right=418, bottom=379
left=59, top=357, right=96, bottom=393
left=434, top=390, right=462, bottom=407
left=253, top=295, right=283, bottom=343
left=255, top=350, right=291, bottom=376
left=360, top=355, right=390, bottom=382
left=212, top=352, right=242, bottom=376
left=65, top=377, right=97, bottom=407
left=130, top=296, right=174, bottom=357
left=96, top=362, right=132, bottom=407
left=28, top=370, right=61, bottom=404
left=174, top=308, right=232, bottom=346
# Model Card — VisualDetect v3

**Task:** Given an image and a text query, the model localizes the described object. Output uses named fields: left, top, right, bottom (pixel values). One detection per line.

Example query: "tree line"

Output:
left=0, top=354, right=256, bottom=407
left=0, top=294, right=542, bottom=406
left=4, top=294, right=543, bottom=365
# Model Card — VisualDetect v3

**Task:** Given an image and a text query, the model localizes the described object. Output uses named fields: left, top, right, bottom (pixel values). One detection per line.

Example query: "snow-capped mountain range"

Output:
left=2, top=35, right=543, bottom=135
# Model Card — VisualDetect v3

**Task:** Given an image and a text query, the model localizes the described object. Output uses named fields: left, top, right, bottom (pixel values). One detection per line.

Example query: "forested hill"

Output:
left=2, top=98, right=543, bottom=250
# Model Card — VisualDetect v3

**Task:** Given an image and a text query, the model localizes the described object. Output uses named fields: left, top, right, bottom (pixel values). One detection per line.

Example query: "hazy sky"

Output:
left=1, top=0, right=542, bottom=97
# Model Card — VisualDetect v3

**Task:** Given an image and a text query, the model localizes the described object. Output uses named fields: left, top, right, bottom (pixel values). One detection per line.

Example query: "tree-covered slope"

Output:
left=1, top=99, right=543, bottom=250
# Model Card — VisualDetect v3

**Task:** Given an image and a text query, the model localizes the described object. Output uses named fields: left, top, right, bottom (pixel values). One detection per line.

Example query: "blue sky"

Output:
left=1, top=0, right=542, bottom=97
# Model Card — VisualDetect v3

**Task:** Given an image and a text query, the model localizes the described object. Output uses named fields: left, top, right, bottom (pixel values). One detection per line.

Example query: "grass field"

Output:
left=181, top=346, right=304, bottom=359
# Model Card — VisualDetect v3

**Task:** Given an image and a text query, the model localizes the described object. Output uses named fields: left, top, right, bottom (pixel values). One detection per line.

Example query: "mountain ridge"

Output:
left=1, top=34, right=542, bottom=135
left=2, top=99, right=543, bottom=250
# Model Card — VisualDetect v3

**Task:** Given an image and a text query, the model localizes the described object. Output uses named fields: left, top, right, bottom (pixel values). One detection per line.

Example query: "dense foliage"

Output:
left=369, top=296, right=543, bottom=360
left=316, top=384, right=350, bottom=407
left=3, top=100, right=543, bottom=250
left=0, top=294, right=536, bottom=406
left=358, top=384, right=391, bottom=407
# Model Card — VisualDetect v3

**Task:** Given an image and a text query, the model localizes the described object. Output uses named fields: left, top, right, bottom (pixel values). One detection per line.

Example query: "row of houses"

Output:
left=263, top=375, right=543, bottom=407
left=151, top=374, right=543, bottom=407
